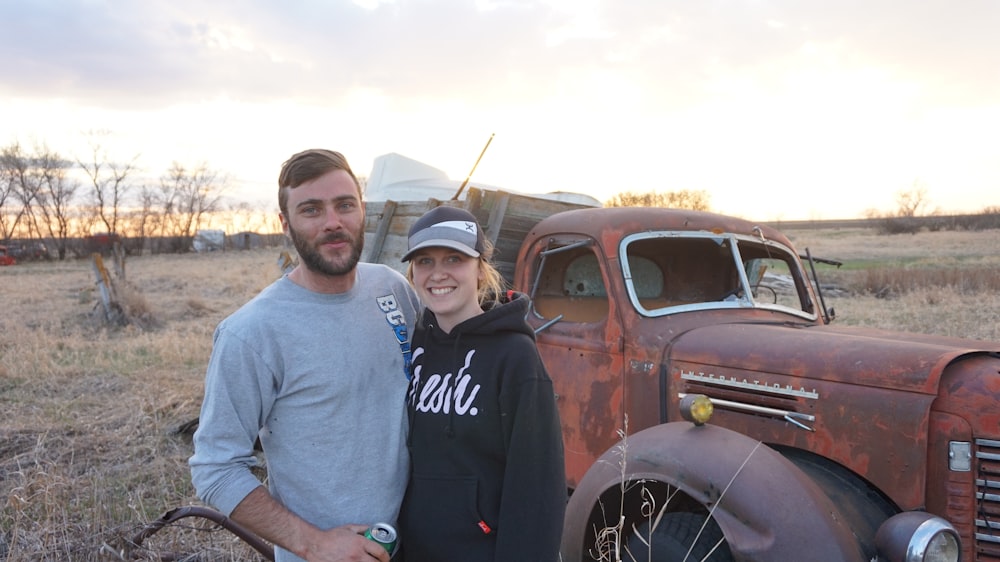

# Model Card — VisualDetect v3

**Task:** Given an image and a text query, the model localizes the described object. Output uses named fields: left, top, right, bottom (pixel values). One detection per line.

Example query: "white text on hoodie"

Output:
left=409, top=348, right=482, bottom=416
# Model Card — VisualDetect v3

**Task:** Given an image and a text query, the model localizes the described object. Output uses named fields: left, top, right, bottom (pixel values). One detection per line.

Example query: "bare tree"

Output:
left=122, top=184, right=159, bottom=255
left=31, top=144, right=80, bottom=259
left=0, top=156, right=12, bottom=241
left=0, top=142, right=24, bottom=242
left=605, top=189, right=711, bottom=210
left=157, top=162, right=228, bottom=242
left=226, top=200, right=273, bottom=234
left=0, top=142, right=39, bottom=242
left=894, top=182, right=930, bottom=217
left=77, top=136, right=139, bottom=235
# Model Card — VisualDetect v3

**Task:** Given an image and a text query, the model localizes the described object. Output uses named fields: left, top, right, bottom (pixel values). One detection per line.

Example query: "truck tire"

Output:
left=625, top=512, right=733, bottom=562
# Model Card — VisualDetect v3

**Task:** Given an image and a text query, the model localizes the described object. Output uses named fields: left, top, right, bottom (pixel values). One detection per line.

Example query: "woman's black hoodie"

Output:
left=399, top=292, right=566, bottom=561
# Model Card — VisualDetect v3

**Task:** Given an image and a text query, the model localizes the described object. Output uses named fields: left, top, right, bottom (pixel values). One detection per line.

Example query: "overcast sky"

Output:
left=2, top=0, right=998, bottom=220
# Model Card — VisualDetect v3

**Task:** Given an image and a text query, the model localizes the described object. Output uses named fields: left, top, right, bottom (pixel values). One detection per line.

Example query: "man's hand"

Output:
left=229, top=487, right=389, bottom=561
left=301, top=524, right=390, bottom=562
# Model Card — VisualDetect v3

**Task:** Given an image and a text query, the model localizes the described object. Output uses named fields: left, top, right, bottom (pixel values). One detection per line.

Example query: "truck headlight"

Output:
left=679, top=394, right=713, bottom=426
left=875, top=511, right=960, bottom=562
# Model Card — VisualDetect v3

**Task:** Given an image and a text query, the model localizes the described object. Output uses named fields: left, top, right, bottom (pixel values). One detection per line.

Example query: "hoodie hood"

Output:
left=418, top=290, right=533, bottom=342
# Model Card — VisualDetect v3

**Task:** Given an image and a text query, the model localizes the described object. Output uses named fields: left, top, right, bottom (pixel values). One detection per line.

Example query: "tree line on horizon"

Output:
left=861, top=182, right=1000, bottom=234
left=0, top=139, right=278, bottom=259
left=0, top=137, right=719, bottom=261
left=5, top=138, right=998, bottom=261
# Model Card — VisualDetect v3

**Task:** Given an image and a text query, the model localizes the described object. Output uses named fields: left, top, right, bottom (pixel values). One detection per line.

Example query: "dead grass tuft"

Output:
left=183, top=297, right=216, bottom=318
left=825, top=286, right=1000, bottom=342
left=117, top=283, right=159, bottom=330
left=851, top=266, right=1000, bottom=298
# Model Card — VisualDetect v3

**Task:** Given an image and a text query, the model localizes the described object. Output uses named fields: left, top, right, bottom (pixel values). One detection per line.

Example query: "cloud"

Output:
left=3, top=0, right=996, bottom=109
left=1, top=0, right=997, bottom=219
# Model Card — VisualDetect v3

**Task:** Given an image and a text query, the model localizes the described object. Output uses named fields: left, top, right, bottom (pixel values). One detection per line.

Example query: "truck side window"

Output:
left=533, top=246, right=609, bottom=323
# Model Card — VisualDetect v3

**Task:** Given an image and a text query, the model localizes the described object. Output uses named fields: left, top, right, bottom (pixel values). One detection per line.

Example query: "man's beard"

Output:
left=288, top=225, right=365, bottom=276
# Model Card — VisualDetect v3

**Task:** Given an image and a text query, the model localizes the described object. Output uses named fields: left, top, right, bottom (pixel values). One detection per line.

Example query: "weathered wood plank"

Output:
left=363, top=187, right=593, bottom=282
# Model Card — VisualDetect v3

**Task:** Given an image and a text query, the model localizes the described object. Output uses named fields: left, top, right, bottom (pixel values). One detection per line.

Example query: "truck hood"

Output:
left=669, top=322, right=1000, bottom=395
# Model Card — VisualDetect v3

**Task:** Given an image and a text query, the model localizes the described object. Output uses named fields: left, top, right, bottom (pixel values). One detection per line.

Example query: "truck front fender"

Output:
left=562, top=421, right=867, bottom=561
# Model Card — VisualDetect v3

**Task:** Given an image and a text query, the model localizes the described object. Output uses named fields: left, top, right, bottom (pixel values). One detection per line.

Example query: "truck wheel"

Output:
left=625, top=512, right=733, bottom=562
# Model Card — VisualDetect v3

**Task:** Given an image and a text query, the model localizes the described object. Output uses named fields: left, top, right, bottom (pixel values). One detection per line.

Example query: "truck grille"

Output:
left=977, top=438, right=1000, bottom=560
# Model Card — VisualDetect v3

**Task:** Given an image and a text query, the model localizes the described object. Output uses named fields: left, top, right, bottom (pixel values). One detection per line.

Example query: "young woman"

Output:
left=398, top=206, right=566, bottom=561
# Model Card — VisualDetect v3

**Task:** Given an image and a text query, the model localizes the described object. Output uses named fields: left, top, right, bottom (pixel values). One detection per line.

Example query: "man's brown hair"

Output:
left=278, top=149, right=362, bottom=216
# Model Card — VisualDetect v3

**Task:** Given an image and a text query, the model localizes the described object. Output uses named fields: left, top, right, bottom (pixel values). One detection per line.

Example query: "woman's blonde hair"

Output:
left=476, top=238, right=507, bottom=307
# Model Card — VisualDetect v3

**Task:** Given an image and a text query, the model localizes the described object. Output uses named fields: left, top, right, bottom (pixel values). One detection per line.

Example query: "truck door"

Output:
left=523, top=238, right=625, bottom=489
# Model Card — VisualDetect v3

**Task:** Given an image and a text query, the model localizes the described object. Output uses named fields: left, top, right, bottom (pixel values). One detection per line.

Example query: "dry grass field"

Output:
left=787, top=227, right=1000, bottom=341
left=2, top=250, right=279, bottom=560
left=2, top=226, right=999, bottom=560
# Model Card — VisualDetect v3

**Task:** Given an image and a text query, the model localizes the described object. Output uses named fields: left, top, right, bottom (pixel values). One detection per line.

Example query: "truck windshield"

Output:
left=620, top=231, right=816, bottom=320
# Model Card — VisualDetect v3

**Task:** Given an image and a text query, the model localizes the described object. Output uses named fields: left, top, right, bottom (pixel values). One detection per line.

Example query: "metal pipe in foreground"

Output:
left=128, top=505, right=275, bottom=561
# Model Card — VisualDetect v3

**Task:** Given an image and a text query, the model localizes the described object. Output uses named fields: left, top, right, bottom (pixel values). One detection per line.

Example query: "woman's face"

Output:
left=410, top=246, right=483, bottom=333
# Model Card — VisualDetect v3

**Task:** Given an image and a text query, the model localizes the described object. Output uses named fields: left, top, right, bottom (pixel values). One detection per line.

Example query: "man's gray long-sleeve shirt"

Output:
left=190, top=264, right=418, bottom=561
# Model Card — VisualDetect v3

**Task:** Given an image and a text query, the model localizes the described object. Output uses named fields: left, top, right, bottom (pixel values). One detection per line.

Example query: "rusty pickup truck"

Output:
left=364, top=188, right=1000, bottom=562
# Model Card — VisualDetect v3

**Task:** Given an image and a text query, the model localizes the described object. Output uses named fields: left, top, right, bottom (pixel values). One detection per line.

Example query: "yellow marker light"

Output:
left=680, top=394, right=714, bottom=425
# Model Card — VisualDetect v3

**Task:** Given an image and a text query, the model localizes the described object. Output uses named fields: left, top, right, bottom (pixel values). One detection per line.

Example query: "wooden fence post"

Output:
left=91, top=253, right=126, bottom=326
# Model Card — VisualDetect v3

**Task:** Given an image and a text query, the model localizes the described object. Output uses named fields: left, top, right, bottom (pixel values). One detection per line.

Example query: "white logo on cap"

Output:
left=434, top=220, right=477, bottom=235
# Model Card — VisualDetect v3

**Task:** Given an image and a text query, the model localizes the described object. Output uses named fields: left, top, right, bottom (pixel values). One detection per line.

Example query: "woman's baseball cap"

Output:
left=401, top=206, right=485, bottom=262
